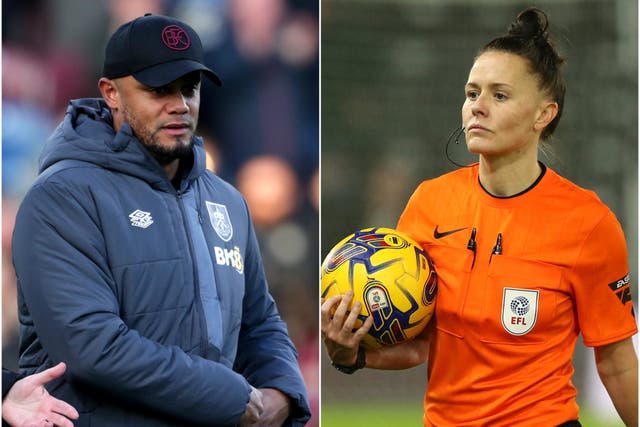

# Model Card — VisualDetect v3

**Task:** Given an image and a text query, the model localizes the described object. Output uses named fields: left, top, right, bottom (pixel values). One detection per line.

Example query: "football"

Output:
left=321, top=227, right=437, bottom=349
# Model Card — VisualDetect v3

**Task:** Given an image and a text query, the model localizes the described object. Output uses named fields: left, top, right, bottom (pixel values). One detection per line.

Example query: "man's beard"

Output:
left=122, top=106, right=195, bottom=166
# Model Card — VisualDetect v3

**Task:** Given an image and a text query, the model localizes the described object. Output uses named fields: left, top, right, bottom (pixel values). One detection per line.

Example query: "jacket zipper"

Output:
left=176, top=189, right=209, bottom=358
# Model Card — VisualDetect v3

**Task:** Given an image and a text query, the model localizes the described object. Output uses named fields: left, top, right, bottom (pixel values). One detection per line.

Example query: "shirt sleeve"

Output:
left=397, top=182, right=426, bottom=239
left=568, top=209, right=637, bottom=347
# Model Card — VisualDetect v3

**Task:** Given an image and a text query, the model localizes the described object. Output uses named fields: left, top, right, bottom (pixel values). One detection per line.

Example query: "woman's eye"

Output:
left=466, top=91, right=478, bottom=100
left=495, top=92, right=507, bottom=101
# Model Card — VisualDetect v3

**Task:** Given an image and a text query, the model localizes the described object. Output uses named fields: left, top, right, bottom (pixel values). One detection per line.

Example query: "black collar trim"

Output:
left=479, top=162, right=547, bottom=199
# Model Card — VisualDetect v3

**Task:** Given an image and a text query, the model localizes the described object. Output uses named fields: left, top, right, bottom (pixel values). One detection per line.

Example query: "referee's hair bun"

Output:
left=508, top=7, right=550, bottom=44
left=479, top=6, right=566, bottom=140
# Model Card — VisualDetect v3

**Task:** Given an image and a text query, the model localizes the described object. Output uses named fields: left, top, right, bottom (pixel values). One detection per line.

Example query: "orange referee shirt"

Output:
left=397, top=163, right=637, bottom=427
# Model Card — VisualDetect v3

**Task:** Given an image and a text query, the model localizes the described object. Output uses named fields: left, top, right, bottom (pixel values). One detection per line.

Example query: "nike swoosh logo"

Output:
left=433, top=225, right=467, bottom=239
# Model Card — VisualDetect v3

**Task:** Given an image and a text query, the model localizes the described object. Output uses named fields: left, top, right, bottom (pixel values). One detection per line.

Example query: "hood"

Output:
left=39, top=98, right=207, bottom=191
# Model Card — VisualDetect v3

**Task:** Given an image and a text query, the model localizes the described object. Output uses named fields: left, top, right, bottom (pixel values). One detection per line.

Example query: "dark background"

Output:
left=321, top=1, right=637, bottom=425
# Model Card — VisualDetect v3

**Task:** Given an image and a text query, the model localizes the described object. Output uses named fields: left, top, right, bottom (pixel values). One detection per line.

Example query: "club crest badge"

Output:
left=501, top=288, right=539, bottom=335
left=206, top=201, right=233, bottom=242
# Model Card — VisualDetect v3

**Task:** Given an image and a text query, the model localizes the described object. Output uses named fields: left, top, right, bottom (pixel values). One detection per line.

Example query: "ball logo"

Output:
left=161, top=25, right=191, bottom=50
left=501, top=288, right=538, bottom=335
left=382, top=234, right=406, bottom=248
left=365, top=285, right=389, bottom=311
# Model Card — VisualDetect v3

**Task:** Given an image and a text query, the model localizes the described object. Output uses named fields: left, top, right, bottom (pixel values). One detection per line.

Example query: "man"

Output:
left=12, top=14, right=311, bottom=426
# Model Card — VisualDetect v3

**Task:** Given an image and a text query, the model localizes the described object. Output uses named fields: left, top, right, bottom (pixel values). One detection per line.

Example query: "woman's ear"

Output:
left=533, top=100, right=558, bottom=133
left=98, top=78, right=120, bottom=111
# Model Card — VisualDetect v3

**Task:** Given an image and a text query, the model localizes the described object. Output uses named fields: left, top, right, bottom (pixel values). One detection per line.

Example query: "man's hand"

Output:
left=253, top=388, right=291, bottom=426
left=240, top=386, right=264, bottom=426
left=3, top=362, right=79, bottom=427
left=240, top=387, right=291, bottom=427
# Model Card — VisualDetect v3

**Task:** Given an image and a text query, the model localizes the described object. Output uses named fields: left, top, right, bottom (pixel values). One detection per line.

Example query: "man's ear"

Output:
left=98, top=78, right=120, bottom=110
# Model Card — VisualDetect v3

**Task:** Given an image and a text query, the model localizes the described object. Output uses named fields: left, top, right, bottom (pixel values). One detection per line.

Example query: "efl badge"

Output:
left=501, top=288, right=539, bottom=335
left=206, top=201, right=233, bottom=242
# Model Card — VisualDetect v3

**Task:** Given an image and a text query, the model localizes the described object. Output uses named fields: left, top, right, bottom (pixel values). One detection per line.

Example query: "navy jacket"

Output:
left=12, top=99, right=311, bottom=426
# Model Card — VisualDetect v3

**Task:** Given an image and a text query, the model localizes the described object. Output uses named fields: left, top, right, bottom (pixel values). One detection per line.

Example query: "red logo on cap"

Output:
left=161, top=25, right=190, bottom=50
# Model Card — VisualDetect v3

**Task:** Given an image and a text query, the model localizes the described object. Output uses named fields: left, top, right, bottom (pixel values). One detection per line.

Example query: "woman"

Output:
left=321, top=8, right=637, bottom=426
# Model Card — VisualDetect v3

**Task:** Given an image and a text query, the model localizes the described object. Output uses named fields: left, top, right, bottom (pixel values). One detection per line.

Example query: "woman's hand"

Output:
left=320, top=290, right=373, bottom=365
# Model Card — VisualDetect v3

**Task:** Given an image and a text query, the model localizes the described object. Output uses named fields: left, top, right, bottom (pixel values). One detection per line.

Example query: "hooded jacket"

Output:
left=12, top=98, right=311, bottom=426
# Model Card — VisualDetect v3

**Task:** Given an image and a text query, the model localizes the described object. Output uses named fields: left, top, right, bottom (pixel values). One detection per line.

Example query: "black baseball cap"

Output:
left=103, top=13, right=222, bottom=88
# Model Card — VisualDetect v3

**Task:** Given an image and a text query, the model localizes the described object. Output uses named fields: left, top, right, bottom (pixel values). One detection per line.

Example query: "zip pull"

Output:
left=467, top=227, right=477, bottom=269
left=490, top=233, right=503, bottom=263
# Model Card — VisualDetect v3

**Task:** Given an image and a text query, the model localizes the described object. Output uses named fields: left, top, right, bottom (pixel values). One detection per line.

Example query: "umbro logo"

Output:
left=129, top=209, right=154, bottom=229
left=433, top=225, right=467, bottom=239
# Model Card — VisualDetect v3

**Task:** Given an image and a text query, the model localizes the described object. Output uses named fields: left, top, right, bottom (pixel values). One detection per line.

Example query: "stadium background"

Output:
left=321, top=1, right=637, bottom=426
left=2, top=0, right=318, bottom=425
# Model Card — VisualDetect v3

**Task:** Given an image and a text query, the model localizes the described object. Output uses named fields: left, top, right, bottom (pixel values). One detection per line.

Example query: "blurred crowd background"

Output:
left=321, top=1, right=637, bottom=426
left=2, top=0, right=318, bottom=424
left=3, top=0, right=639, bottom=426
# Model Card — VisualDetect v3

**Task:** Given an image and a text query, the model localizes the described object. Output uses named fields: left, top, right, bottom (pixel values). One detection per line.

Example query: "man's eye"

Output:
left=466, top=90, right=478, bottom=100
left=152, top=86, right=170, bottom=95
left=182, top=84, right=198, bottom=96
left=495, top=92, right=507, bottom=101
